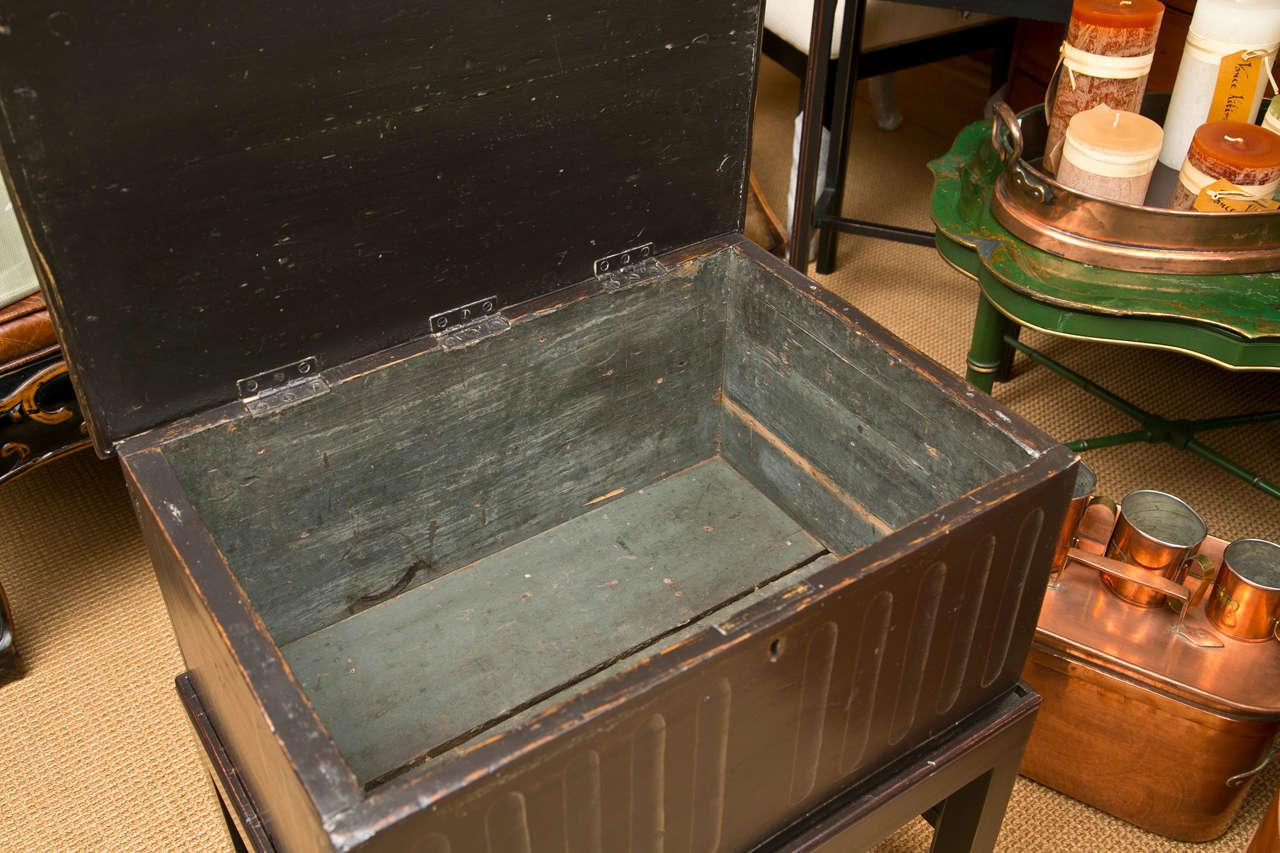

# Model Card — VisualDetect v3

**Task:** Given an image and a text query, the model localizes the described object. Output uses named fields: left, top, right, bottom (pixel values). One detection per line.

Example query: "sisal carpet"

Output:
left=0, top=51, right=1276, bottom=853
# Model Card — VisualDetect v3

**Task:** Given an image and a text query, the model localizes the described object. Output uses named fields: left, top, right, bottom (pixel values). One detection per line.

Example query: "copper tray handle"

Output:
left=1066, top=548, right=1225, bottom=649
left=990, top=101, right=1054, bottom=205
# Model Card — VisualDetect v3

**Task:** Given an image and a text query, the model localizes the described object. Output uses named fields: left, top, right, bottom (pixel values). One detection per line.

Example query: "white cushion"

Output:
left=0, top=180, right=38, bottom=308
left=765, top=0, right=1002, bottom=58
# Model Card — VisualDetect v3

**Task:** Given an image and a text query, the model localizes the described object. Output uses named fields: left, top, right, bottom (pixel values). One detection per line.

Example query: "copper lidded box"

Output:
left=0, top=2, right=1074, bottom=849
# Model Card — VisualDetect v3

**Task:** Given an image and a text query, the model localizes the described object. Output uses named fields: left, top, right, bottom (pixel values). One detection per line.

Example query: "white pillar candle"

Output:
left=1158, top=0, right=1280, bottom=169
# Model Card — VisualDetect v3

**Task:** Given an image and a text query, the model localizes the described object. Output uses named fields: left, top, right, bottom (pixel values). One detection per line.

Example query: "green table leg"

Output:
left=1000, top=333, right=1280, bottom=500
left=965, top=294, right=1016, bottom=393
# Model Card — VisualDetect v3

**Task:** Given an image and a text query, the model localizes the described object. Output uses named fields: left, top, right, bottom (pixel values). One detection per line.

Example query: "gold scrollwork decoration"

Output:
left=1, top=363, right=74, bottom=425
left=1, top=442, right=31, bottom=463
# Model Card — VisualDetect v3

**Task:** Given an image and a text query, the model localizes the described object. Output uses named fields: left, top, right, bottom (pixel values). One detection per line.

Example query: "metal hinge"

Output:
left=594, top=243, right=666, bottom=292
left=429, top=295, right=510, bottom=351
left=237, top=356, right=330, bottom=416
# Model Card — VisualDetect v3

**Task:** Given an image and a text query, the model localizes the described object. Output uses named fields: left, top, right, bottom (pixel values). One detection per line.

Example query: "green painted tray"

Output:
left=929, top=119, right=1280, bottom=370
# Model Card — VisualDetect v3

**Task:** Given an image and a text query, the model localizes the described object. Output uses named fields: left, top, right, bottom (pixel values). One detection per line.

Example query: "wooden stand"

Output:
left=179, top=673, right=1041, bottom=853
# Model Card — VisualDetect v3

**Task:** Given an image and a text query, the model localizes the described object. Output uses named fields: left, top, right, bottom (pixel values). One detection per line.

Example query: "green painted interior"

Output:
left=158, top=245, right=1033, bottom=784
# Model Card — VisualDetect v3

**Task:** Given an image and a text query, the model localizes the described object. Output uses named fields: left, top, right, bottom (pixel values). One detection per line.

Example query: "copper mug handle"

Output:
left=1169, top=553, right=1218, bottom=615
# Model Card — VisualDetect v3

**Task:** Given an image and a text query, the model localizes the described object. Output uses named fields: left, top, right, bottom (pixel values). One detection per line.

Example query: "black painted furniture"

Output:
left=785, top=0, right=1071, bottom=271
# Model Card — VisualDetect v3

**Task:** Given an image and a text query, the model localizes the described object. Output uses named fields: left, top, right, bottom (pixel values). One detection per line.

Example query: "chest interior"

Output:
left=157, top=244, right=1033, bottom=788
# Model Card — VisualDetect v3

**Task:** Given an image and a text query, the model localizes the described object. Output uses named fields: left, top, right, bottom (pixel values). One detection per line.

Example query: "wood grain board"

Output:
left=283, top=457, right=826, bottom=785
left=166, top=259, right=727, bottom=645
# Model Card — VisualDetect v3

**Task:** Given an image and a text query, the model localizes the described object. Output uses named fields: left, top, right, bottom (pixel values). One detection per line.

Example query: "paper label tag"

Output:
left=1209, top=49, right=1265, bottom=122
left=1194, top=178, right=1280, bottom=212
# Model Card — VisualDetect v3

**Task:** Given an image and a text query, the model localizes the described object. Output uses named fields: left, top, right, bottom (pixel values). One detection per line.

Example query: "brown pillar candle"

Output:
left=1044, top=0, right=1165, bottom=174
left=1170, top=121, right=1280, bottom=210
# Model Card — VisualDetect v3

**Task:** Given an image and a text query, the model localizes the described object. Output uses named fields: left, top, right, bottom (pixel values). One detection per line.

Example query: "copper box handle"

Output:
left=1067, top=548, right=1224, bottom=649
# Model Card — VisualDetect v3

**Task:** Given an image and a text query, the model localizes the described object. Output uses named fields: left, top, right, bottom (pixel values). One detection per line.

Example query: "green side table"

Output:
left=929, top=119, right=1280, bottom=499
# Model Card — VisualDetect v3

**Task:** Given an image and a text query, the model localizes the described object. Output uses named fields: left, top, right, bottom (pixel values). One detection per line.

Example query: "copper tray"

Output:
left=990, top=95, right=1280, bottom=275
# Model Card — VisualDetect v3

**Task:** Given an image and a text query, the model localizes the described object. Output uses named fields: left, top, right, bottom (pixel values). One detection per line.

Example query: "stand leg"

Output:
left=965, top=294, right=1016, bottom=394
left=928, top=747, right=1023, bottom=853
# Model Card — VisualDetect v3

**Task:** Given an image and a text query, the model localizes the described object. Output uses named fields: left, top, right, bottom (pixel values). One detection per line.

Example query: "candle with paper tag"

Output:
left=1169, top=120, right=1280, bottom=209
left=1056, top=105, right=1164, bottom=204
left=1159, top=0, right=1280, bottom=169
left=1044, top=0, right=1165, bottom=174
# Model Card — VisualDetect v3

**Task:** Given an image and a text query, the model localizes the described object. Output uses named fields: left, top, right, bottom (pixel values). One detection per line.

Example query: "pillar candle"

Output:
left=1044, top=0, right=1164, bottom=174
left=1169, top=120, right=1280, bottom=209
left=1057, top=105, right=1164, bottom=204
left=1158, top=0, right=1280, bottom=169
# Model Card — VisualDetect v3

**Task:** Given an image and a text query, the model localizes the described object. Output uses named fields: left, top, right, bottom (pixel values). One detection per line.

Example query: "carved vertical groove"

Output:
left=691, top=677, right=732, bottom=853
left=565, top=750, right=603, bottom=853
left=417, top=835, right=452, bottom=853
left=888, top=562, right=946, bottom=745
left=789, top=621, right=838, bottom=803
left=485, top=791, right=531, bottom=853
left=631, top=714, right=667, bottom=853
left=937, top=535, right=996, bottom=714
left=983, top=508, right=1045, bottom=686
left=840, top=590, right=893, bottom=773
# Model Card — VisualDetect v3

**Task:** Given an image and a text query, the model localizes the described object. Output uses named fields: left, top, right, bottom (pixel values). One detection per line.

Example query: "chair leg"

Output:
left=868, top=74, right=903, bottom=131
left=1, top=579, right=25, bottom=685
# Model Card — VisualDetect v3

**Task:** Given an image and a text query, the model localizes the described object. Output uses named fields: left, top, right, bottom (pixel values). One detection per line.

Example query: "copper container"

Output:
left=1049, top=462, right=1100, bottom=585
left=1027, top=508, right=1280, bottom=840
left=1207, top=539, right=1280, bottom=642
left=989, top=96, right=1280, bottom=275
left=1104, top=490, right=1208, bottom=608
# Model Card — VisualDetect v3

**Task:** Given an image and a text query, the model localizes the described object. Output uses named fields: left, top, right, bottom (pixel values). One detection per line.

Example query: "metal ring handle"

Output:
left=990, top=100, right=1055, bottom=204
left=1227, top=743, right=1277, bottom=787
left=990, top=101, right=1024, bottom=166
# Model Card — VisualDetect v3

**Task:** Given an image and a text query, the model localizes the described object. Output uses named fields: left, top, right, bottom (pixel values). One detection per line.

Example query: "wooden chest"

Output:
left=0, top=2, right=1075, bottom=849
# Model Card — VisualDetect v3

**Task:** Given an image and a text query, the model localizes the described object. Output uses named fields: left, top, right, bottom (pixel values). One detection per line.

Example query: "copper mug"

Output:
left=1206, top=539, right=1280, bottom=642
left=1103, top=490, right=1208, bottom=608
left=1048, top=462, right=1105, bottom=585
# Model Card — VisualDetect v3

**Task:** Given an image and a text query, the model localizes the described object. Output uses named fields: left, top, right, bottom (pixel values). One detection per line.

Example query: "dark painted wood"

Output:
left=0, top=0, right=761, bottom=450
left=0, top=350, right=90, bottom=486
left=752, top=684, right=1040, bottom=852
left=120, top=449, right=358, bottom=851
left=192, top=676, right=1041, bottom=853
left=0, top=579, right=23, bottom=685
left=177, top=672, right=276, bottom=853
left=164, top=256, right=728, bottom=645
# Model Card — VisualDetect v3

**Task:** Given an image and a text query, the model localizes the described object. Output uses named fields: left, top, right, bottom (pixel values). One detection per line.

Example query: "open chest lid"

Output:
left=0, top=1, right=761, bottom=451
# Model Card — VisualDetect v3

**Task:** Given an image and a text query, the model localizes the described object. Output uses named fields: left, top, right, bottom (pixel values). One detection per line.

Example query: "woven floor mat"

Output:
left=0, top=452, right=231, bottom=852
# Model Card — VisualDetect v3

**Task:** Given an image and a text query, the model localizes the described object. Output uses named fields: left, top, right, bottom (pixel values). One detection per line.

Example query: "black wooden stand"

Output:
left=179, top=672, right=1038, bottom=853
